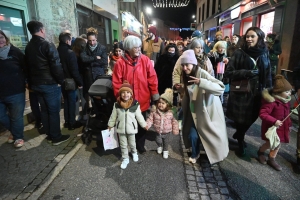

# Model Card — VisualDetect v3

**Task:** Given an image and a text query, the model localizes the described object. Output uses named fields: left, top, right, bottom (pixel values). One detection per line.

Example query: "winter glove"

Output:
left=245, top=70, right=259, bottom=78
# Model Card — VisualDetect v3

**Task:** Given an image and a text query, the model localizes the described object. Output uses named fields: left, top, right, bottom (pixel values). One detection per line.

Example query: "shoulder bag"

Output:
left=62, top=63, right=76, bottom=91
left=230, top=79, right=250, bottom=93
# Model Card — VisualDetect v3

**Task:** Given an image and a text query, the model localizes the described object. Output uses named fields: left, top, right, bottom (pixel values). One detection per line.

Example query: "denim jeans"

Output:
left=29, top=91, right=41, bottom=125
left=61, top=88, right=76, bottom=125
left=0, top=92, right=25, bottom=140
left=188, top=121, right=200, bottom=158
left=31, top=84, right=62, bottom=140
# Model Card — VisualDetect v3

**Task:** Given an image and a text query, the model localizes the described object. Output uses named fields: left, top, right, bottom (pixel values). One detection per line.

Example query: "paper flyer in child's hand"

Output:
left=101, top=128, right=119, bottom=150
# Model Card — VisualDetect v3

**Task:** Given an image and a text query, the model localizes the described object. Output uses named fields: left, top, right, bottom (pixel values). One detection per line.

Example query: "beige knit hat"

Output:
left=273, top=75, right=292, bottom=93
left=160, top=88, right=173, bottom=106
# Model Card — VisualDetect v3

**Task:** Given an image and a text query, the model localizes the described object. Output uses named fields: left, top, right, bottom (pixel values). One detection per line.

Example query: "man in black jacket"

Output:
left=25, top=20, right=70, bottom=145
left=57, top=32, right=83, bottom=130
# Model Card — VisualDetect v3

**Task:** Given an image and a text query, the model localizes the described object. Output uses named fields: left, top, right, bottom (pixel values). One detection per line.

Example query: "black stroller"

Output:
left=81, top=75, right=115, bottom=145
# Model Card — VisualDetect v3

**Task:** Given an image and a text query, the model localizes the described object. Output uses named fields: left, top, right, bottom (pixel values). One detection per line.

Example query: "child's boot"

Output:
left=163, top=151, right=169, bottom=159
left=257, top=149, right=267, bottom=164
left=267, top=157, right=282, bottom=171
left=132, top=153, right=139, bottom=162
left=120, top=158, right=129, bottom=169
left=157, top=147, right=162, bottom=154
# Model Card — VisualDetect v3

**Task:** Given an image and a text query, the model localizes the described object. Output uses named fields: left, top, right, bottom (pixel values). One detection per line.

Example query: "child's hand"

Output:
left=108, top=126, right=112, bottom=131
left=144, top=126, right=148, bottom=130
left=274, top=120, right=283, bottom=127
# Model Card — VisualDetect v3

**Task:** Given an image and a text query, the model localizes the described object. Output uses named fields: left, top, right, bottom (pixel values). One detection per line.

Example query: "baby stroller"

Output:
left=81, top=75, right=115, bottom=145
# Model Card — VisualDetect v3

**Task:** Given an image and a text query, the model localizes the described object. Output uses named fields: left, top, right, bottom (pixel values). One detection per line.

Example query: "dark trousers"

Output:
left=234, top=123, right=252, bottom=141
left=61, top=88, right=77, bottom=125
left=29, top=91, right=41, bottom=126
left=135, top=111, right=147, bottom=151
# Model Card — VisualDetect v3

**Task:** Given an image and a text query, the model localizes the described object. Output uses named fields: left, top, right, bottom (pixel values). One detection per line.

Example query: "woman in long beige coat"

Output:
left=175, top=50, right=228, bottom=164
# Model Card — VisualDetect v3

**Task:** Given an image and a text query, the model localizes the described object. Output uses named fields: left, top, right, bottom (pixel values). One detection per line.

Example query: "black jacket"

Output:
left=0, top=45, right=26, bottom=97
left=80, top=43, right=108, bottom=69
left=25, top=35, right=64, bottom=85
left=57, top=42, right=83, bottom=87
left=293, top=61, right=300, bottom=90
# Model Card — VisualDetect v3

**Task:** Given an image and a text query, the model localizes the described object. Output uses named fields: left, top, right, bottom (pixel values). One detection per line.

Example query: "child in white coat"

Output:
left=108, top=81, right=147, bottom=169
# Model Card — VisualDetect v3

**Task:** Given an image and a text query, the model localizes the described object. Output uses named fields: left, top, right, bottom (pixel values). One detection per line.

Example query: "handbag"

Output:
left=64, top=78, right=76, bottom=90
left=230, top=79, right=250, bottom=93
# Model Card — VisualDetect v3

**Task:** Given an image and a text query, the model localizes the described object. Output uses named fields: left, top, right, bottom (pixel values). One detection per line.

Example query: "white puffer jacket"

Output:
left=108, top=100, right=147, bottom=134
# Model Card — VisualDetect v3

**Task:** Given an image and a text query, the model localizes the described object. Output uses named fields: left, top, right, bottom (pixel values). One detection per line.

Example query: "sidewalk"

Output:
left=0, top=112, right=83, bottom=200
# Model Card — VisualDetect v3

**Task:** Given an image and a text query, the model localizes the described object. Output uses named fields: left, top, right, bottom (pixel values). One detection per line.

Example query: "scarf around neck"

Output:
left=0, top=44, right=11, bottom=60
left=244, top=46, right=267, bottom=59
left=273, top=95, right=291, bottom=104
left=89, top=43, right=98, bottom=52
left=117, top=96, right=133, bottom=109
left=124, top=52, right=139, bottom=66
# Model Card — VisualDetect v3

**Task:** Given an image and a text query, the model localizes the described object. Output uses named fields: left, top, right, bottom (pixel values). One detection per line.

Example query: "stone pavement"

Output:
left=0, top=122, right=82, bottom=200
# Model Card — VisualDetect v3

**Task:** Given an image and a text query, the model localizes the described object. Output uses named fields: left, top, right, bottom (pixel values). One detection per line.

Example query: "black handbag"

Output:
left=230, top=79, right=250, bottom=93
left=64, top=78, right=76, bottom=90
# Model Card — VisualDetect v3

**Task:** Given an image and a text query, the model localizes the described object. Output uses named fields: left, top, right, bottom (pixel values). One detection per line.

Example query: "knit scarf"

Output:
left=117, top=97, right=133, bottom=109
left=243, top=46, right=267, bottom=59
left=89, top=43, right=98, bottom=52
left=111, top=54, right=121, bottom=62
left=0, top=44, right=10, bottom=60
left=196, top=54, right=208, bottom=72
left=124, top=52, right=139, bottom=65
left=273, top=95, right=291, bottom=104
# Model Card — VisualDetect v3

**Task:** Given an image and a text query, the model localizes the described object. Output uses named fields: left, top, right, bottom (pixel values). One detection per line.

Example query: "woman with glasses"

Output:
left=224, top=27, right=272, bottom=156
left=112, top=35, right=159, bottom=154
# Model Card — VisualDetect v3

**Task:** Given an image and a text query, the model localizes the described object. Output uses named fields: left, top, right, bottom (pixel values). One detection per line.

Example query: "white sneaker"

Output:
left=189, top=157, right=196, bottom=164
left=132, top=153, right=139, bottom=162
left=157, top=147, right=163, bottom=154
left=163, top=151, right=169, bottom=159
left=120, top=158, right=129, bottom=169
left=178, top=120, right=182, bottom=131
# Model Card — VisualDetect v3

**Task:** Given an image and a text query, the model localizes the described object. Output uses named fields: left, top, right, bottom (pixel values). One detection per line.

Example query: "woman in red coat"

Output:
left=112, top=35, right=159, bottom=154
left=258, top=75, right=292, bottom=171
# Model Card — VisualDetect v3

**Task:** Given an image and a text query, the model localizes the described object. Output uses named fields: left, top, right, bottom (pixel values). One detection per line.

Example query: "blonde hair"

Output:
left=212, top=41, right=227, bottom=55
left=86, top=27, right=98, bottom=37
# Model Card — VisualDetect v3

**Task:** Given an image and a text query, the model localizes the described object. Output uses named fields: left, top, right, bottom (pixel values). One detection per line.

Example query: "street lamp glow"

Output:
left=146, top=7, right=152, bottom=15
left=192, top=15, right=195, bottom=18
left=152, top=21, right=156, bottom=25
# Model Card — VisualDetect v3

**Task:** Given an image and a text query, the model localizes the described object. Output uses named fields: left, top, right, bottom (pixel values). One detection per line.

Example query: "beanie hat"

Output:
left=273, top=75, right=292, bottom=93
left=119, top=80, right=133, bottom=95
left=192, top=30, right=203, bottom=38
left=148, top=26, right=157, bottom=35
left=215, top=31, right=222, bottom=37
left=160, top=88, right=173, bottom=106
left=180, top=50, right=197, bottom=65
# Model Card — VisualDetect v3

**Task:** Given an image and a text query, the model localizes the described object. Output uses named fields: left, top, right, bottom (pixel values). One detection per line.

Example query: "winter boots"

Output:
left=267, top=157, right=282, bottom=171
left=257, top=150, right=267, bottom=164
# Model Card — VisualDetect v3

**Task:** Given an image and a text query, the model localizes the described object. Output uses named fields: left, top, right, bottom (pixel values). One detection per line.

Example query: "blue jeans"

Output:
left=31, top=84, right=62, bottom=140
left=29, top=91, right=41, bottom=125
left=61, top=88, right=76, bottom=125
left=0, top=92, right=25, bottom=140
left=189, top=121, right=200, bottom=158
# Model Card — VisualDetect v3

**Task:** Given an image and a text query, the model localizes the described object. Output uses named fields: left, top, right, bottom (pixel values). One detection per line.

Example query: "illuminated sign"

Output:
left=231, top=7, right=240, bottom=19
left=10, top=17, right=22, bottom=27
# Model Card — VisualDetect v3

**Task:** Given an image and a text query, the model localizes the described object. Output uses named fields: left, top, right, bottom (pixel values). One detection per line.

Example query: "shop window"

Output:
left=202, top=4, right=205, bottom=21
left=206, top=0, right=210, bottom=18
left=260, top=11, right=275, bottom=36
left=212, top=0, right=216, bottom=14
left=241, top=17, right=253, bottom=35
left=0, top=6, right=28, bottom=52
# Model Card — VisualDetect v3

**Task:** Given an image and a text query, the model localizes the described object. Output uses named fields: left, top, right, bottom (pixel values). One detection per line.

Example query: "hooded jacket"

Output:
left=112, top=53, right=159, bottom=112
left=259, top=89, right=292, bottom=143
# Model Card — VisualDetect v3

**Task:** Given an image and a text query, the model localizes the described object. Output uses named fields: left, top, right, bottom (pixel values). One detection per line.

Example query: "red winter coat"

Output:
left=259, top=89, right=292, bottom=143
left=112, top=53, right=159, bottom=112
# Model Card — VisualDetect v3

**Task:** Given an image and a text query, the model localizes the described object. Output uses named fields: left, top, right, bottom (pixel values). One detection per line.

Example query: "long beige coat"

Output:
left=181, top=68, right=229, bottom=164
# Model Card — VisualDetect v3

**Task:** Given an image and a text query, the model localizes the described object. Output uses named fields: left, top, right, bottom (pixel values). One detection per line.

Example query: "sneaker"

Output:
left=120, top=158, right=129, bottom=169
left=7, top=134, right=14, bottom=143
left=189, top=157, right=197, bottom=164
left=132, top=153, right=139, bottom=162
left=163, top=151, right=169, bottom=159
left=45, top=135, right=52, bottom=143
left=77, top=132, right=83, bottom=137
left=14, top=139, right=24, bottom=148
left=157, top=147, right=163, bottom=154
left=52, top=135, right=70, bottom=146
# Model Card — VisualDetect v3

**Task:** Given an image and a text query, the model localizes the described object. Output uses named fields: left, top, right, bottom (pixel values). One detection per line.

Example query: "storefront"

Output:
left=259, top=11, right=275, bottom=35
left=121, top=11, right=143, bottom=41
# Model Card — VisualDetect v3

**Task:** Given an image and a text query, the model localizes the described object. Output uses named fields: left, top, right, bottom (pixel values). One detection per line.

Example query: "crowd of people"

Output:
left=1, top=20, right=300, bottom=171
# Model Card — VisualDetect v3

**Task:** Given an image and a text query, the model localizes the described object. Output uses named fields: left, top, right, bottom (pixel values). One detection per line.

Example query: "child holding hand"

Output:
left=108, top=81, right=147, bottom=169
left=146, top=88, right=179, bottom=159
left=258, top=75, right=293, bottom=171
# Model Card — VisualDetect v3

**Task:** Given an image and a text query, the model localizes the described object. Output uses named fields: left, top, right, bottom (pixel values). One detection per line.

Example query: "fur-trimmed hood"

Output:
left=262, top=88, right=275, bottom=103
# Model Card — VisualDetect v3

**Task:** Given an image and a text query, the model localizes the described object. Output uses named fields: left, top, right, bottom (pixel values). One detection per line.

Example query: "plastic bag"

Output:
left=101, top=128, right=119, bottom=150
